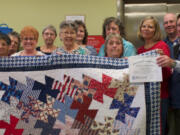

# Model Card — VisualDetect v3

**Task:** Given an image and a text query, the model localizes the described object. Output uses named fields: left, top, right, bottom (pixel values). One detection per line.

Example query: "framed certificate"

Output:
left=65, top=15, right=85, bottom=22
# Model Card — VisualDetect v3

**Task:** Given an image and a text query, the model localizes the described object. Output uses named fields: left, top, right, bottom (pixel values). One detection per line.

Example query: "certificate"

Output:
left=66, top=15, right=85, bottom=22
left=128, top=55, right=162, bottom=83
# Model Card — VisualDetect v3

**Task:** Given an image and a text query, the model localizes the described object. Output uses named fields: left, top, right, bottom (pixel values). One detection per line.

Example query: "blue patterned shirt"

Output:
left=52, top=46, right=90, bottom=55
left=164, top=37, right=179, bottom=58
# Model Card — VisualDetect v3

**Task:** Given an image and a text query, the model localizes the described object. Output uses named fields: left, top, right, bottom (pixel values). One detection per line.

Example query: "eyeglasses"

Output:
left=22, top=37, right=35, bottom=41
left=61, top=31, right=76, bottom=36
left=43, top=32, right=55, bottom=36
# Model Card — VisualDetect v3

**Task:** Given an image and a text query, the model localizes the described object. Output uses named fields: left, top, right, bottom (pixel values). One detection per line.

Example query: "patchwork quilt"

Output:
left=0, top=50, right=160, bottom=135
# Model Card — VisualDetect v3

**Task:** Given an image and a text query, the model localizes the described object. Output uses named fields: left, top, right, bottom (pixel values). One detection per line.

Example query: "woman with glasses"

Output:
left=36, top=25, right=57, bottom=55
left=12, top=26, right=44, bottom=56
left=104, top=33, right=124, bottom=58
left=53, top=20, right=89, bottom=55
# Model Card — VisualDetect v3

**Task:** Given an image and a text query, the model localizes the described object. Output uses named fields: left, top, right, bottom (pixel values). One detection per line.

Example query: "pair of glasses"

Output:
left=22, top=37, right=35, bottom=41
left=62, top=31, right=76, bottom=36
left=43, top=32, right=55, bottom=36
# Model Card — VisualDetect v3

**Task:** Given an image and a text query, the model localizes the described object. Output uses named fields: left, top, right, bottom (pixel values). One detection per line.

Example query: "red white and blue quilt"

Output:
left=0, top=50, right=160, bottom=135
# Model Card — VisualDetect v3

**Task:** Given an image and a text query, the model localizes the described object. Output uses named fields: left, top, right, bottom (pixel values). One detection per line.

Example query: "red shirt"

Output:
left=138, top=40, right=172, bottom=99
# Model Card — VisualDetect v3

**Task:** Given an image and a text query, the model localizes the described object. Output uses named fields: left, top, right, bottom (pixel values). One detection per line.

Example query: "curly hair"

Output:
left=102, top=17, right=125, bottom=39
left=59, top=20, right=78, bottom=33
left=20, top=26, right=39, bottom=41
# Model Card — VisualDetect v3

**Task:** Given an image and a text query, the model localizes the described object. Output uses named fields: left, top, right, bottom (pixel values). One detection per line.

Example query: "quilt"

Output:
left=0, top=50, right=160, bottom=135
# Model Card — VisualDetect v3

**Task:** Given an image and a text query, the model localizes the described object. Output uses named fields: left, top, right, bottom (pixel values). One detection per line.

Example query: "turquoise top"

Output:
left=98, top=38, right=136, bottom=57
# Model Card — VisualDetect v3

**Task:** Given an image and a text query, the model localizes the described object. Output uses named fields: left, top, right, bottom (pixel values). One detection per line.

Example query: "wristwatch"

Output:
left=171, top=60, right=177, bottom=68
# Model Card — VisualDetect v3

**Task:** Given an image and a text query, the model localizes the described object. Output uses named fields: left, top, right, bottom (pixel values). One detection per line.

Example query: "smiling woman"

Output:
left=11, top=26, right=45, bottom=56
left=53, top=21, right=90, bottom=55
left=74, top=20, right=97, bottom=56
left=137, top=16, right=171, bottom=135
left=36, top=25, right=57, bottom=55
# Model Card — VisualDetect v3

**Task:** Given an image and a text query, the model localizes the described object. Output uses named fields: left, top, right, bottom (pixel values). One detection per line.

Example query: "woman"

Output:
left=12, top=26, right=44, bottom=56
left=36, top=25, right=57, bottom=55
left=53, top=20, right=89, bottom=55
left=137, top=16, right=171, bottom=135
left=74, top=20, right=97, bottom=56
left=0, top=33, right=11, bottom=56
left=98, top=17, right=136, bottom=57
left=8, top=31, right=21, bottom=56
left=104, top=33, right=123, bottom=58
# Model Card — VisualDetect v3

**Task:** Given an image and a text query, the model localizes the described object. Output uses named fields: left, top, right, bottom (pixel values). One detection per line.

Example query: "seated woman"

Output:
left=53, top=20, right=89, bottom=55
left=12, top=26, right=44, bottom=56
left=74, top=20, right=97, bottom=56
left=37, top=25, right=57, bottom=55
left=104, top=33, right=123, bottom=58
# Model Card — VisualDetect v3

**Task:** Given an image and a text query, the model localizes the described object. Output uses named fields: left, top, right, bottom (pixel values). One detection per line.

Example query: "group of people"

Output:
left=0, top=13, right=180, bottom=135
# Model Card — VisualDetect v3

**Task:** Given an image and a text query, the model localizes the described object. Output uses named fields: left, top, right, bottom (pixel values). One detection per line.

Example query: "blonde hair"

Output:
left=137, top=16, right=162, bottom=42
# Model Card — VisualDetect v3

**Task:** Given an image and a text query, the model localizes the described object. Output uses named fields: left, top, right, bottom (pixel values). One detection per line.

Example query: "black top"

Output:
left=36, top=47, right=52, bottom=55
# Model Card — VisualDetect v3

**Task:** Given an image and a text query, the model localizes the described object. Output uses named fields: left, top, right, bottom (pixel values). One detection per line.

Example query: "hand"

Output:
left=56, top=52, right=62, bottom=55
left=156, top=49, right=164, bottom=55
left=156, top=55, right=174, bottom=67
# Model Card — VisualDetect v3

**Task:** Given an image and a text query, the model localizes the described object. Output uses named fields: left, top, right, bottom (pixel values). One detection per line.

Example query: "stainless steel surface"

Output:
left=124, top=0, right=180, bottom=4
left=167, top=4, right=180, bottom=13
left=117, top=0, right=125, bottom=24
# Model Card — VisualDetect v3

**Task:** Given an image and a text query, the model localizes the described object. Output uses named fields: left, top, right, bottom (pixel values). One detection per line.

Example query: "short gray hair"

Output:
left=42, top=24, right=57, bottom=36
left=104, top=33, right=123, bottom=57
left=59, top=20, right=78, bottom=33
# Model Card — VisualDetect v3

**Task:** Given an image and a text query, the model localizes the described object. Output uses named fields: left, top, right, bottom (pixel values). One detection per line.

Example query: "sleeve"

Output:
left=86, top=46, right=97, bottom=56
left=82, top=47, right=91, bottom=55
left=174, top=60, right=180, bottom=72
left=98, top=44, right=105, bottom=57
left=160, top=41, right=172, bottom=80
left=160, top=41, right=170, bottom=57
left=124, top=44, right=137, bottom=57
left=90, top=48, right=97, bottom=56
left=123, top=40, right=137, bottom=57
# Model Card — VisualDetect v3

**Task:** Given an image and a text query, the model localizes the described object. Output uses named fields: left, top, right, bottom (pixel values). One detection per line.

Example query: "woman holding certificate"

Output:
left=137, top=16, right=171, bottom=135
